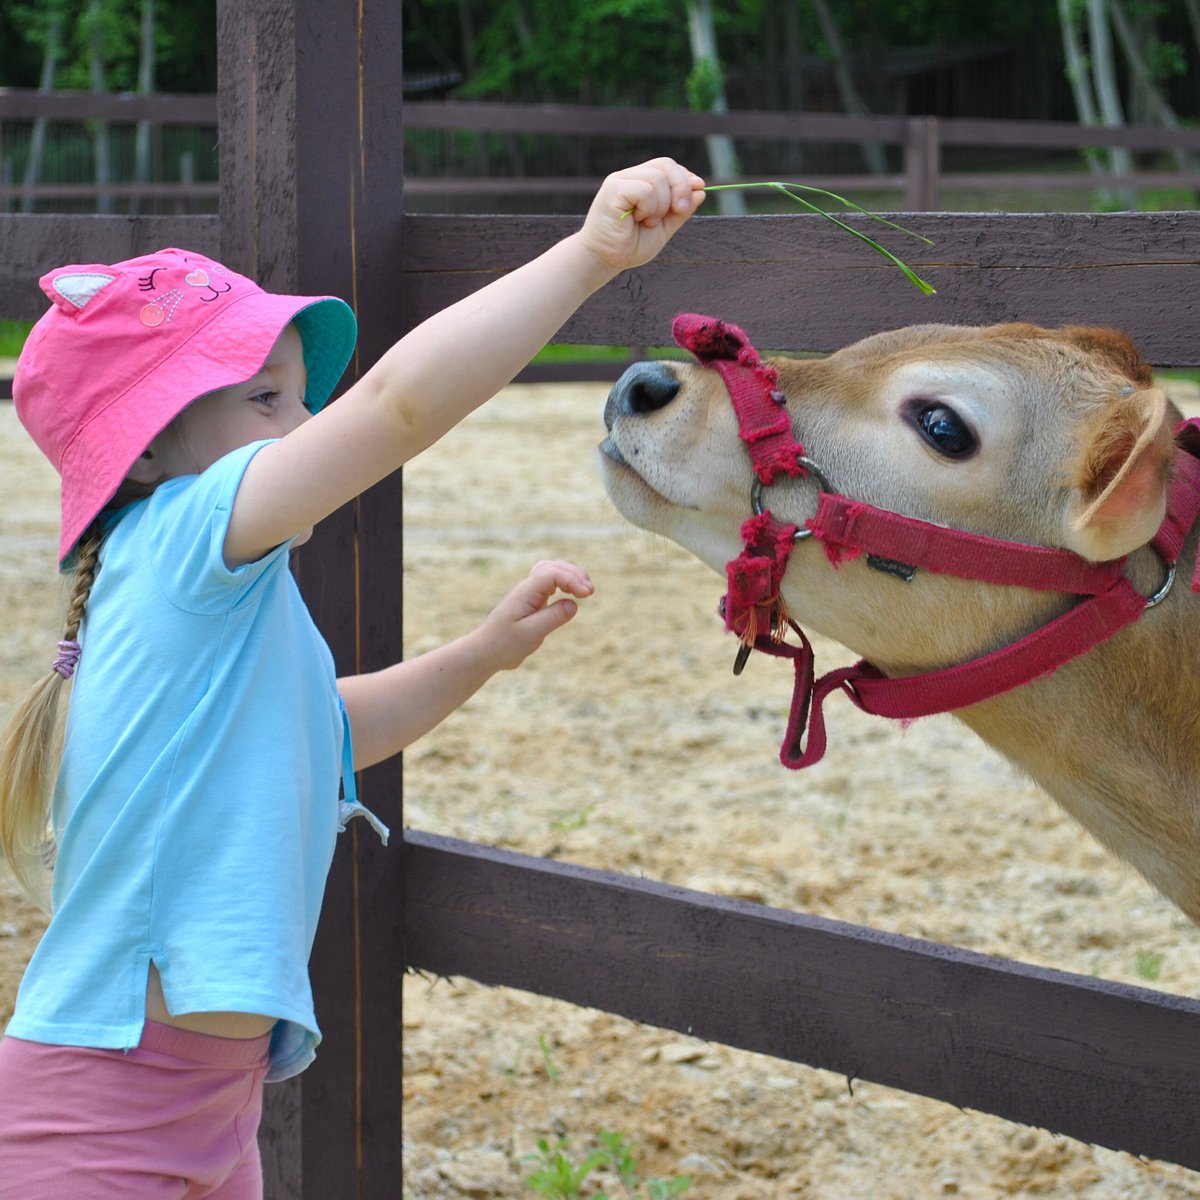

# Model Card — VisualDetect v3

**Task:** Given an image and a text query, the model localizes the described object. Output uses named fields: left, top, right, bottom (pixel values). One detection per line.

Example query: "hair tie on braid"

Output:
left=52, top=640, right=82, bottom=680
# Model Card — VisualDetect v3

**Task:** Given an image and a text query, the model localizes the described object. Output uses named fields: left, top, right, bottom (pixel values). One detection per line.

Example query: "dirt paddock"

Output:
left=3, top=380, right=1200, bottom=1199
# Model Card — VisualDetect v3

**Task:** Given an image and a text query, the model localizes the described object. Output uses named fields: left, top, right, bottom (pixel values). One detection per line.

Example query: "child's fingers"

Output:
left=657, top=159, right=707, bottom=216
left=526, top=559, right=594, bottom=601
left=612, top=174, right=671, bottom=228
left=513, top=596, right=581, bottom=650
left=612, top=159, right=705, bottom=226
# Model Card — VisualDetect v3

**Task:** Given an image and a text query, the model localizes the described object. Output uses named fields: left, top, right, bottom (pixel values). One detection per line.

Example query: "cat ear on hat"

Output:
left=42, top=268, right=118, bottom=315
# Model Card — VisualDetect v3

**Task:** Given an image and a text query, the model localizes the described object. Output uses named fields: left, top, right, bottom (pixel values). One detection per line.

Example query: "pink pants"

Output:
left=0, top=1020, right=271, bottom=1200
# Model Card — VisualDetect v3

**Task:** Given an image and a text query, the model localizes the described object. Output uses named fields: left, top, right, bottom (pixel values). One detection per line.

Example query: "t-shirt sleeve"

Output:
left=144, top=439, right=296, bottom=612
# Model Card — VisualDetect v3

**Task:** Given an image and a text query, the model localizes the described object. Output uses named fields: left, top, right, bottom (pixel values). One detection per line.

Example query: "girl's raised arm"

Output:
left=224, top=159, right=704, bottom=566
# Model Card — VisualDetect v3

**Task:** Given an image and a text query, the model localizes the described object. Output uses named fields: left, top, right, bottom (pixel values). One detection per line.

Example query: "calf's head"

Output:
left=599, top=322, right=1175, bottom=677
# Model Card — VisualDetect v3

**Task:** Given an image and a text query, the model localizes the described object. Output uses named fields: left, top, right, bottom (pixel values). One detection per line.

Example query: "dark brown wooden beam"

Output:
left=0, top=183, right=218, bottom=200
left=401, top=211, right=1200, bottom=367
left=217, top=2, right=405, bottom=1196
left=0, top=88, right=218, bottom=123
left=404, top=100, right=1200, bottom=153
left=404, top=830, right=1200, bottom=1171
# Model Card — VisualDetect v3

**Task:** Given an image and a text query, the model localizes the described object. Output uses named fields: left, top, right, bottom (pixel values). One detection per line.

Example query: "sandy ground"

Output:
left=3, top=383, right=1200, bottom=1198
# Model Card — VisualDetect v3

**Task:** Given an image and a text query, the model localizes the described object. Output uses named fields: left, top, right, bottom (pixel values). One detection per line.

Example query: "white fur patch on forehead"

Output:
left=53, top=272, right=116, bottom=309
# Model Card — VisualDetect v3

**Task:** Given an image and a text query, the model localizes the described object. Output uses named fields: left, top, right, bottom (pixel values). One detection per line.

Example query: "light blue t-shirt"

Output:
left=7, top=440, right=385, bottom=1081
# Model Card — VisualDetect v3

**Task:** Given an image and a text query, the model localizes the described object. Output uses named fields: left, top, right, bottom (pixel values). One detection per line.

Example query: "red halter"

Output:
left=671, top=313, right=1200, bottom=770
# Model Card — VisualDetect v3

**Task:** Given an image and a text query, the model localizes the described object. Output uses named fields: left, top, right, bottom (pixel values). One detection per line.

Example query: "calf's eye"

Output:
left=913, top=403, right=976, bottom=459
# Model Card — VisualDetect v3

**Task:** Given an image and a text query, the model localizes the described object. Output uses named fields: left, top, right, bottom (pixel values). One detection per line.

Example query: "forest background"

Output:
left=1, top=1, right=1197, bottom=120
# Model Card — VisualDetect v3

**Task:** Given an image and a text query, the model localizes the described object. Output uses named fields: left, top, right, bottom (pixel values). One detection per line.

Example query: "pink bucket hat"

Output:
left=13, top=247, right=357, bottom=567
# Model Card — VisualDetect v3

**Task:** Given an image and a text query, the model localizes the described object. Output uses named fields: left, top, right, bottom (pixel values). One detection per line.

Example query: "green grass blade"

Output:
left=705, top=180, right=936, bottom=295
left=708, top=181, right=932, bottom=244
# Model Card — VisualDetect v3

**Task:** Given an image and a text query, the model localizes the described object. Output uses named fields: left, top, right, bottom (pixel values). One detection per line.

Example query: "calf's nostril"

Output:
left=606, top=362, right=681, bottom=425
left=629, top=373, right=679, bottom=414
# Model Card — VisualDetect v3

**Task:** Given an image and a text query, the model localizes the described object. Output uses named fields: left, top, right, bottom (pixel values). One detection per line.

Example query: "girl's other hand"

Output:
left=578, top=158, right=706, bottom=273
left=478, top=560, right=595, bottom=672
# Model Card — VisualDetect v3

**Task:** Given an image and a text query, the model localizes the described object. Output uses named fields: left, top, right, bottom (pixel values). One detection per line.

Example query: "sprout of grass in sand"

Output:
left=628, top=180, right=936, bottom=296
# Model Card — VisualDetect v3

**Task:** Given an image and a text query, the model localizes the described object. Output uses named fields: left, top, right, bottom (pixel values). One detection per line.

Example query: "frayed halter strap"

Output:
left=671, top=313, right=1200, bottom=770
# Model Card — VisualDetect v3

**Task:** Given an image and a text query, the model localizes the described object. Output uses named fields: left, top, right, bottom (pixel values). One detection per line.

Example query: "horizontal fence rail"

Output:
left=405, top=830, right=1200, bottom=1170
left=402, top=210, right=1200, bottom=368
left=0, top=89, right=218, bottom=123
left=405, top=101, right=1200, bottom=211
left=3, top=93, right=1197, bottom=215
left=0, top=90, right=219, bottom=216
left=7, top=207, right=1199, bottom=393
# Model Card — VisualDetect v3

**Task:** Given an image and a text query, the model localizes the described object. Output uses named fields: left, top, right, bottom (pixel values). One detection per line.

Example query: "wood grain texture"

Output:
left=405, top=830, right=1200, bottom=1170
left=404, top=101, right=1200, bottom=153
left=402, top=211, right=1200, bottom=365
left=217, top=1, right=405, bottom=1196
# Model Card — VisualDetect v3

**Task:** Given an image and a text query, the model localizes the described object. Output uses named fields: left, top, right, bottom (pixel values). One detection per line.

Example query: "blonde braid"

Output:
left=0, top=529, right=103, bottom=907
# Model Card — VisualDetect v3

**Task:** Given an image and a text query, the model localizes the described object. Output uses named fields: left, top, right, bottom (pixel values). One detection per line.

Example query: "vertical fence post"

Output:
left=903, top=115, right=941, bottom=211
left=216, top=2, right=406, bottom=1196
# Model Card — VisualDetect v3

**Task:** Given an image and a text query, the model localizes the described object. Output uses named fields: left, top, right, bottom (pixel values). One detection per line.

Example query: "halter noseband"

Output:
left=671, top=313, right=1200, bottom=770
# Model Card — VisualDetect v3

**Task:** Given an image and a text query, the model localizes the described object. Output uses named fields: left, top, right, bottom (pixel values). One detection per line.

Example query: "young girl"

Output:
left=0, top=158, right=705, bottom=1198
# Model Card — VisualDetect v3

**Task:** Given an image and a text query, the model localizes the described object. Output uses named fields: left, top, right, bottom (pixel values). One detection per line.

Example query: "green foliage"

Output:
left=1134, top=948, right=1164, bottom=981
left=550, top=803, right=595, bottom=834
left=522, top=1130, right=691, bottom=1199
left=524, top=1138, right=608, bottom=1198
left=594, top=1130, right=691, bottom=1199
left=0, top=1, right=217, bottom=93
left=0, top=321, right=33, bottom=359
left=684, top=57, right=722, bottom=113
left=455, top=0, right=692, bottom=106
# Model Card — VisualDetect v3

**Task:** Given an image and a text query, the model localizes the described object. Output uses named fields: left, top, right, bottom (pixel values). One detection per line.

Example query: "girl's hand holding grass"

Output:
left=623, top=179, right=936, bottom=296
left=579, top=158, right=707, bottom=273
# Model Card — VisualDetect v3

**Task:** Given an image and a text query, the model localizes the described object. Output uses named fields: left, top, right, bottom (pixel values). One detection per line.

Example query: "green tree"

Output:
left=0, top=1, right=216, bottom=93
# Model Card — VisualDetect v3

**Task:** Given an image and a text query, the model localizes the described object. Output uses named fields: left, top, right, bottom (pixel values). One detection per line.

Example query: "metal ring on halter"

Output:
left=1143, top=556, right=1176, bottom=609
left=750, top=456, right=834, bottom=537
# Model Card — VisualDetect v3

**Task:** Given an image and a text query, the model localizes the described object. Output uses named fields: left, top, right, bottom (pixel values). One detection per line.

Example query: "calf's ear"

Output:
left=1063, top=385, right=1173, bottom=561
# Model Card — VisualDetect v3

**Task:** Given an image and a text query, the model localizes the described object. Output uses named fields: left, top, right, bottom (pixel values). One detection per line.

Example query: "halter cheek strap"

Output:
left=672, top=314, right=807, bottom=647
left=671, top=312, right=1200, bottom=770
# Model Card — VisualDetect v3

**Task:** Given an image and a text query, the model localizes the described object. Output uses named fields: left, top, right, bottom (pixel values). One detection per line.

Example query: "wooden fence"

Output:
left=1, top=4, right=1200, bottom=1195
left=0, top=90, right=218, bottom=210
left=404, top=99, right=1200, bottom=212
left=4, top=86, right=1198, bottom=216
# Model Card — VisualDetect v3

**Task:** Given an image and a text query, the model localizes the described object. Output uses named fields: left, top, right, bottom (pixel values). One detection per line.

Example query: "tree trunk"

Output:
left=809, top=0, right=886, bottom=174
left=1058, top=0, right=1110, bottom=196
left=1186, top=0, right=1200, bottom=57
left=1088, top=0, right=1137, bottom=208
left=456, top=0, right=477, bottom=77
left=131, top=0, right=156, bottom=217
left=1185, top=0, right=1200, bottom=115
left=1059, top=0, right=1101, bottom=126
left=782, top=0, right=806, bottom=172
left=1108, top=0, right=1197, bottom=171
left=20, top=6, right=63, bottom=214
left=686, top=0, right=745, bottom=215
left=88, top=0, right=113, bottom=215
